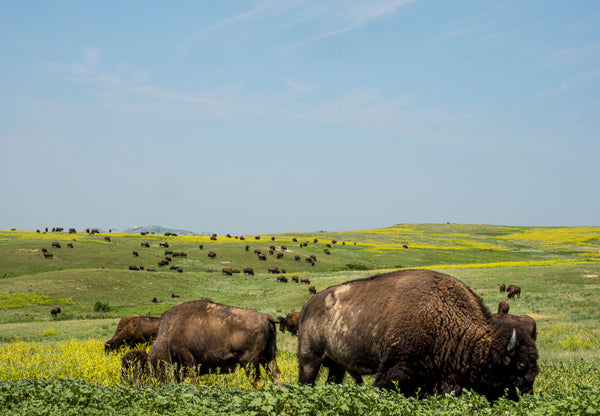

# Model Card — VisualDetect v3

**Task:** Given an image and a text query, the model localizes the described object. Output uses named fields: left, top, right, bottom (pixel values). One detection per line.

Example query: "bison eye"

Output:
left=517, top=361, right=527, bottom=371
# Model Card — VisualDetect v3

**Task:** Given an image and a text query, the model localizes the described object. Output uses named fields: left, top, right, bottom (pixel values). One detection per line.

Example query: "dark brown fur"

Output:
left=492, top=313, right=537, bottom=341
left=105, top=315, right=160, bottom=352
left=297, top=269, right=538, bottom=401
left=277, top=312, right=300, bottom=336
left=121, top=299, right=283, bottom=386
left=497, top=300, right=510, bottom=314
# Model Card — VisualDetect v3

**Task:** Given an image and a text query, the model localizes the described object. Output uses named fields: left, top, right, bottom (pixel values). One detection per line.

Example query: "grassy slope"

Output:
left=0, top=224, right=599, bottom=361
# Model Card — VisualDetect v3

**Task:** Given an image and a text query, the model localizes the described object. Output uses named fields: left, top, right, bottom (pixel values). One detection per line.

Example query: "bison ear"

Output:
left=507, top=328, right=517, bottom=357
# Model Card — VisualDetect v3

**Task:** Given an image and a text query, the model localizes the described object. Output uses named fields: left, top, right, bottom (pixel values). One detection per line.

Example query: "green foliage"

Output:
left=93, top=301, right=111, bottom=313
left=0, top=379, right=599, bottom=416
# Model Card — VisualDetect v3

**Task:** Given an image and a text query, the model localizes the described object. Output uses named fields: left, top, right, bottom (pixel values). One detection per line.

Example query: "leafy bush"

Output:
left=92, top=301, right=111, bottom=313
left=345, top=263, right=370, bottom=271
left=42, top=328, right=56, bottom=337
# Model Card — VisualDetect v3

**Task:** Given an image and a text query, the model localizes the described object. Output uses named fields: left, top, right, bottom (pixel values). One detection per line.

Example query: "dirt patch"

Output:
left=17, top=248, right=38, bottom=252
left=583, top=274, right=598, bottom=278
left=220, top=261, right=231, bottom=264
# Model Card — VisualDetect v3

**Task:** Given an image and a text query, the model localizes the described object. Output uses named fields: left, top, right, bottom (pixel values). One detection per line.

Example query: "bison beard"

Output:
left=297, top=269, right=539, bottom=401
left=121, top=299, right=283, bottom=387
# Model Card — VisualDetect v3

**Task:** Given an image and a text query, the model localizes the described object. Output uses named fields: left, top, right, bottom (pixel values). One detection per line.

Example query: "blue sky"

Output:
left=1, top=0, right=598, bottom=234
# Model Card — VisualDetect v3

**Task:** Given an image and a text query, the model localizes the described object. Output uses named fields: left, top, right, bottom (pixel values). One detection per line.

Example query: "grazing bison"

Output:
left=300, top=277, right=310, bottom=284
left=268, top=266, right=280, bottom=274
left=208, top=251, right=217, bottom=259
left=507, top=285, right=521, bottom=299
left=133, top=251, right=139, bottom=257
left=67, top=243, right=74, bottom=248
left=276, top=275, right=288, bottom=283
left=151, top=297, right=162, bottom=303
left=276, top=252, right=284, bottom=259
left=323, top=249, right=331, bottom=255
left=497, top=300, right=510, bottom=314
left=243, top=268, right=254, bottom=276
left=171, top=293, right=180, bottom=298
left=129, top=265, right=140, bottom=271
left=43, top=252, right=53, bottom=259
left=291, top=275, right=299, bottom=283
left=50, top=307, right=61, bottom=318
left=52, top=242, right=61, bottom=248
left=104, top=315, right=160, bottom=352
left=120, top=299, right=283, bottom=386
left=499, top=283, right=506, bottom=292
left=297, top=269, right=538, bottom=401
left=159, top=242, right=169, bottom=248
left=295, top=255, right=301, bottom=261
left=308, top=285, right=316, bottom=294
left=222, top=268, right=233, bottom=276
left=141, top=242, right=150, bottom=248
left=258, top=253, right=267, bottom=261
left=277, top=311, right=300, bottom=336
left=104, top=236, right=111, bottom=242
left=199, top=244, right=204, bottom=250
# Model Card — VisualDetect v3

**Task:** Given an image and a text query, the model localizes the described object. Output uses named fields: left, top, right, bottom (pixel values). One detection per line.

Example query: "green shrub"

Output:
left=93, top=301, right=111, bottom=313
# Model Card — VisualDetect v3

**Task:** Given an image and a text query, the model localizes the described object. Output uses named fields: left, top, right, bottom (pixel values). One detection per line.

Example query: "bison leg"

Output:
left=297, top=352, right=325, bottom=386
left=323, top=358, right=345, bottom=384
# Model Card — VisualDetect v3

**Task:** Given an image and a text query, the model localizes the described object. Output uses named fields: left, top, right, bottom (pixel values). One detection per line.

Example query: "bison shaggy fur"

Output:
left=297, top=269, right=538, bottom=401
left=277, top=311, right=300, bottom=336
left=121, top=299, right=283, bottom=386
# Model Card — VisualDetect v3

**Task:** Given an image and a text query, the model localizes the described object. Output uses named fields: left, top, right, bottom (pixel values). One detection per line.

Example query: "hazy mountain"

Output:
left=122, top=225, right=204, bottom=236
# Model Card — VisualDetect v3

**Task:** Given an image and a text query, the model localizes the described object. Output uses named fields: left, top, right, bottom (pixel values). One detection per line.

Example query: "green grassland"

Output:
left=1, top=224, right=599, bottom=415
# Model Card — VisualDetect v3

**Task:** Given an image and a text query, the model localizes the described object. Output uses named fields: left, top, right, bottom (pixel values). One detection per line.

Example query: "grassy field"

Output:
left=0, top=224, right=599, bottom=415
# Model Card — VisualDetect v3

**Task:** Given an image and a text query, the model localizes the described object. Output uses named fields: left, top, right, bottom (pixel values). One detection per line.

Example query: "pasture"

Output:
left=0, top=224, right=599, bottom=415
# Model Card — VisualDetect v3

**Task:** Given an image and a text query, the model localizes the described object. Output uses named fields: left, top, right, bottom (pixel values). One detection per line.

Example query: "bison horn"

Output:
left=507, top=328, right=517, bottom=356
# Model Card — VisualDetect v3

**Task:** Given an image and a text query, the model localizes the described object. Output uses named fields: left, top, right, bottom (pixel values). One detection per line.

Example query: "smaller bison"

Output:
left=499, top=283, right=506, bottom=292
left=50, top=306, right=61, bottom=318
left=244, top=268, right=254, bottom=275
left=276, top=275, right=288, bottom=283
left=308, top=285, right=316, bottom=294
left=497, top=300, right=510, bottom=314
left=104, top=315, right=160, bottom=352
left=52, top=242, right=61, bottom=248
left=300, top=277, right=310, bottom=284
left=507, top=285, right=521, bottom=299
left=208, top=251, right=217, bottom=258
left=277, top=311, right=300, bottom=336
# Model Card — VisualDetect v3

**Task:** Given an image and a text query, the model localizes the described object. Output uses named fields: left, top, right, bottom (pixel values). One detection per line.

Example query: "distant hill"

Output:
left=122, top=225, right=203, bottom=236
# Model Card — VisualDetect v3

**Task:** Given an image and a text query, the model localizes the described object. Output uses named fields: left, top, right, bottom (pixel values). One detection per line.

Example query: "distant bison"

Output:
left=499, top=283, right=506, bottom=292
left=104, top=315, right=160, bottom=352
left=297, top=269, right=538, bottom=401
left=291, top=275, right=299, bottom=283
left=276, top=275, right=288, bottom=283
left=129, top=265, right=140, bottom=271
left=243, top=268, right=254, bottom=276
left=50, top=307, right=61, bottom=318
left=507, top=285, right=521, bottom=299
left=208, top=251, right=217, bottom=259
left=141, top=242, right=150, bottom=248
left=222, top=268, right=233, bottom=276
left=51, top=242, right=61, bottom=248
left=133, top=251, right=139, bottom=257
left=121, top=299, right=283, bottom=386
left=308, top=285, right=316, bottom=294
left=497, top=300, right=510, bottom=314
left=300, top=277, right=310, bottom=284
left=277, top=311, right=300, bottom=336
left=171, top=293, right=180, bottom=298
left=43, top=252, right=53, bottom=259
left=268, top=266, right=280, bottom=274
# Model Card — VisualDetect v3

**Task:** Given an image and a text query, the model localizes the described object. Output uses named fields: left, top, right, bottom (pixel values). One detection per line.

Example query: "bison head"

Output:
left=483, top=324, right=539, bottom=401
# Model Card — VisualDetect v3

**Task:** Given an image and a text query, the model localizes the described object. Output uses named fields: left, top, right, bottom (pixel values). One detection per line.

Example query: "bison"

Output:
left=277, top=311, right=300, bottom=336
left=120, top=299, right=283, bottom=386
left=222, top=268, right=233, bottom=276
left=291, top=275, right=299, bottom=283
left=50, top=306, right=61, bottom=318
left=499, top=283, right=506, bottom=292
left=497, top=300, right=510, bottom=314
left=104, top=315, right=160, bottom=352
left=276, top=275, right=288, bottom=283
left=51, top=242, right=61, bottom=248
left=296, top=269, right=538, bottom=402
left=243, top=268, right=255, bottom=276
left=43, top=252, right=53, bottom=259
left=141, top=241, right=150, bottom=248
left=268, top=266, right=280, bottom=274
left=133, top=251, right=139, bottom=257
left=208, top=251, right=217, bottom=259
left=308, top=285, right=316, bottom=294
left=507, top=285, right=521, bottom=299
left=300, top=277, right=310, bottom=284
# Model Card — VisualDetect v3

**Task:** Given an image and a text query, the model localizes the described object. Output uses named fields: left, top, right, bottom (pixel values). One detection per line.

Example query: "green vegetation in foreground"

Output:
left=0, top=224, right=599, bottom=415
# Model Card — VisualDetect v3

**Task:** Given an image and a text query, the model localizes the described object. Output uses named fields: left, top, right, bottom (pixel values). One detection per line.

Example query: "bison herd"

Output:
left=107, top=269, right=538, bottom=402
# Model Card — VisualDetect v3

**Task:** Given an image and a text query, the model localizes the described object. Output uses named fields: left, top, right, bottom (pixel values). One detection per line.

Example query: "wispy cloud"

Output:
left=180, top=0, right=418, bottom=52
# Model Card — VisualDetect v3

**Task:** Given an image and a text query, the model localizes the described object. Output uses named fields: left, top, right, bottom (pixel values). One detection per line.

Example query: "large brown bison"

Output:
left=104, top=315, right=160, bottom=352
left=497, top=300, right=510, bottom=314
left=121, top=299, right=283, bottom=386
left=277, top=311, right=300, bottom=336
left=297, top=269, right=538, bottom=401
